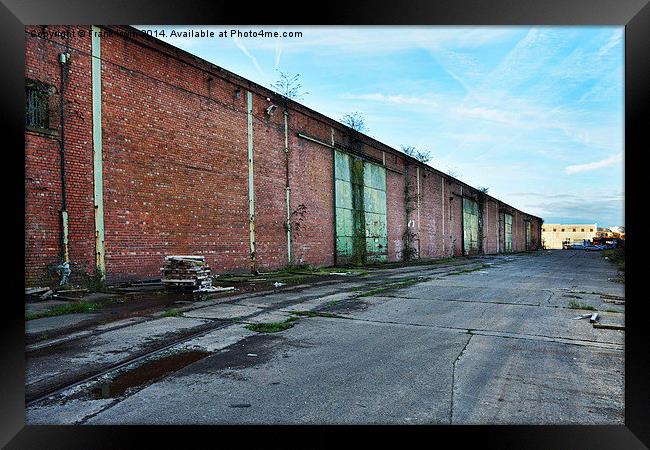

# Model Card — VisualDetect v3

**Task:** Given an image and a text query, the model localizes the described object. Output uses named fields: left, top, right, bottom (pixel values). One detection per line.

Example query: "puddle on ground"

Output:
left=91, top=350, right=211, bottom=399
left=318, top=298, right=370, bottom=314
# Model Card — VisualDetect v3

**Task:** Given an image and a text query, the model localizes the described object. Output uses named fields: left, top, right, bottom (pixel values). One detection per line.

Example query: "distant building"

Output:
left=597, top=226, right=625, bottom=240
left=542, top=223, right=597, bottom=249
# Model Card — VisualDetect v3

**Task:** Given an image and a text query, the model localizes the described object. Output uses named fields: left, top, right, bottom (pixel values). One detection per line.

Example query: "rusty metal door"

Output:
left=334, top=150, right=387, bottom=264
left=463, top=197, right=479, bottom=255
left=525, top=221, right=532, bottom=250
left=504, top=213, right=513, bottom=252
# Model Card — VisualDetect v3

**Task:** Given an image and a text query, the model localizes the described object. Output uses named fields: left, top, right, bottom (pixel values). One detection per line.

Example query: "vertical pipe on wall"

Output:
left=331, top=128, right=337, bottom=266
left=460, top=185, right=464, bottom=256
left=284, top=110, right=291, bottom=265
left=58, top=52, right=70, bottom=264
left=416, top=166, right=420, bottom=230
left=441, top=177, right=445, bottom=256
left=247, top=91, right=256, bottom=273
left=91, top=26, right=106, bottom=277
left=496, top=201, right=499, bottom=253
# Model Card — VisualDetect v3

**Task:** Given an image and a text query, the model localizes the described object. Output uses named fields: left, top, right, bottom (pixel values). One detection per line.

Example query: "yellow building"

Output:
left=542, top=223, right=597, bottom=249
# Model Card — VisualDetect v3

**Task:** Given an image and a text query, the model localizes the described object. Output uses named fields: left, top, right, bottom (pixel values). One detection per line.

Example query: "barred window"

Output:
left=25, top=79, right=52, bottom=129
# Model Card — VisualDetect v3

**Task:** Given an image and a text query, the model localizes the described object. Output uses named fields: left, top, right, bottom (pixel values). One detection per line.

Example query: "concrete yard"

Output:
left=26, top=250, right=624, bottom=425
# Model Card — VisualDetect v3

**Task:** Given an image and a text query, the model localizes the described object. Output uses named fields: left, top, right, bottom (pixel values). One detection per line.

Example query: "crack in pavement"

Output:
left=297, top=314, right=623, bottom=351
left=450, top=333, right=473, bottom=424
left=360, top=294, right=587, bottom=311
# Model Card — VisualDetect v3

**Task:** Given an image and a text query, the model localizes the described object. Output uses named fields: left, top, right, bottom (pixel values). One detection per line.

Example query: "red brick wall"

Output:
left=25, top=26, right=96, bottom=284
left=24, top=25, right=543, bottom=285
left=386, top=164, right=406, bottom=261
left=100, top=35, right=252, bottom=280
left=288, top=131, right=335, bottom=268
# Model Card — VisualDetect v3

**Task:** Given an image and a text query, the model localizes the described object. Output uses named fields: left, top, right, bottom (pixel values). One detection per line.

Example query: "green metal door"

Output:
left=525, top=221, right=532, bottom=250
left=504, top=213, right=513, bottom=252
left=463, top=197, right=479, bottom=255
left=334, top=150, right=387, bottom=264
left=363, top=161, right=387, bottom=262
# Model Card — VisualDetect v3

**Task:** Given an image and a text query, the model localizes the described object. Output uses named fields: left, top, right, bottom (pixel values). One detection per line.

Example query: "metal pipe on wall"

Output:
left=58, top=51, right=70, bottom=264
left=91, top=25, right=106, bottom=277
left=247, top=91, right=256, bottom=273
left=284, top=110, right=291, bottom=265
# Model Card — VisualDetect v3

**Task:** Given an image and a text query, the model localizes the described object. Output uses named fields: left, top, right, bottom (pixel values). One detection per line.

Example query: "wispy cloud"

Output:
left=565, top=154, right=623, bottom=174
left=340, top=93, right=440, bottom=108
left=232, top=37, right=267, bottom=81
left=151, top=25, right=624, bottom=226
left=274, top=40, right=283, bottom=69
left=598, top=30, right=623, bottom=57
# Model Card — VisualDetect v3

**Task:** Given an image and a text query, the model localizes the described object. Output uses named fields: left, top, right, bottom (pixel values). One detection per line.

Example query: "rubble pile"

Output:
left=161, top=256, right=214, bottom=292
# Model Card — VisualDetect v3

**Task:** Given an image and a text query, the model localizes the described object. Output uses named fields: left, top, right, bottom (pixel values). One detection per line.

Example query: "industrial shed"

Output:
left=25, top=25, right=543, bottom=284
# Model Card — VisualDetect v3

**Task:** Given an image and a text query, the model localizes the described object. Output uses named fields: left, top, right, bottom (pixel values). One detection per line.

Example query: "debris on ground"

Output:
left=57, top=288, right=89, bottom=294
left=589, top=313, right=599, bottom=323
left=25, top=287, right=49, bottom=296
left=602, top=299, right=625, bottom=305
left=273, top=282, right=286, bottom=287
left=593, top=323, right=625, bottom=331
left=600, top=294, right=625, bottom=301
left=193, top=286, right=235, bottom=293
left=329, top=272, right=351, bottom=276
left=572, top=313, right=592, bottom=320
left=161, top=256, right=213, bottom=291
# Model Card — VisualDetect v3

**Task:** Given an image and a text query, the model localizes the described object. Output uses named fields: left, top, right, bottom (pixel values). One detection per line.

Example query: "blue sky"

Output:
left=141, top=26, right=624, bottom=228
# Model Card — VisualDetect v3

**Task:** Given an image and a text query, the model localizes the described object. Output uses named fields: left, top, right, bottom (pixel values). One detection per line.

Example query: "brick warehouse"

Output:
left=25, top=25, right=543, bottom=285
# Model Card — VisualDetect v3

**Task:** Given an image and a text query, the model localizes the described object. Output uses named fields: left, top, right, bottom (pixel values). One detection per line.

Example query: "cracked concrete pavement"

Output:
left=26, top=250, right=624, bottom=424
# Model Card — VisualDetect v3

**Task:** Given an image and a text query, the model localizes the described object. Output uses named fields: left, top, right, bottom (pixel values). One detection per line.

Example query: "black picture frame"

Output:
left=2, top=0, right=646, bottom=447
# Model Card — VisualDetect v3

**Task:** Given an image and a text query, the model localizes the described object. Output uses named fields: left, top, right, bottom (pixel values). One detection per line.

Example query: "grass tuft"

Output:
left=355, top=277, right=425, bottom=298
left=567, top=300, right=596, bottom=311
left=26, top=301, right=99, bottom=321
left=245, top=317, right=298, bottom=333
left=162, top=308, right=181, bottom=318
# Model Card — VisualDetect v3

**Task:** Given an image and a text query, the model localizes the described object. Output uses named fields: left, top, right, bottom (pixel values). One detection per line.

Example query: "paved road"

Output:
left=27, top=250, right=624, bottom=424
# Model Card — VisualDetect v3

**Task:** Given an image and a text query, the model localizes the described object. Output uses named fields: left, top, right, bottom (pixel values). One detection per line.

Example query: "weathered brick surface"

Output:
left=24, top=25, right=543, bottom=285
left=25, top=25, right=96, bottom=284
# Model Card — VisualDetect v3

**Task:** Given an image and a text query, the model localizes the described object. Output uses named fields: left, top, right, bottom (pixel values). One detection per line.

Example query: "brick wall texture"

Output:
left=25, top=25, right=544, bottom=285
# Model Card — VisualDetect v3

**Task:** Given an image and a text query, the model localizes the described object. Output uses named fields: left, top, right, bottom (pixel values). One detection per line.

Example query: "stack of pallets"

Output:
left=160, top=256, right=213, bottom=291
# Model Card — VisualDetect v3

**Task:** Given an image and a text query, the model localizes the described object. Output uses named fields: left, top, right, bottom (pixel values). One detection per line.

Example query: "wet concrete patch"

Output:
left=92, top=350, right=211, bottom=399
left=25, top=290, right=204, bottom=345
left=317, top=297, right=371, bottom=315
left=185, top=333, right=285, bottom=375
left=183, top=304, right=263, bottom=320
left=26, top=316, right=215, bottom=402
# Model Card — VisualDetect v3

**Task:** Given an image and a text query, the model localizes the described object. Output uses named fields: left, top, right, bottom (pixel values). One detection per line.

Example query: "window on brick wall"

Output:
left=25, top=79, right=53, bottom=130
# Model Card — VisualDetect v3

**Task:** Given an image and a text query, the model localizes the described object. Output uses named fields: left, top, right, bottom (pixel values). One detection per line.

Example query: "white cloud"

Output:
left=598, top=30, right=623, bottom=57
left=340, top=93, right=439, bottom=108
left=564, top=154, right=623, bottom=174
left=452, top=106, right=519, bottom=125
